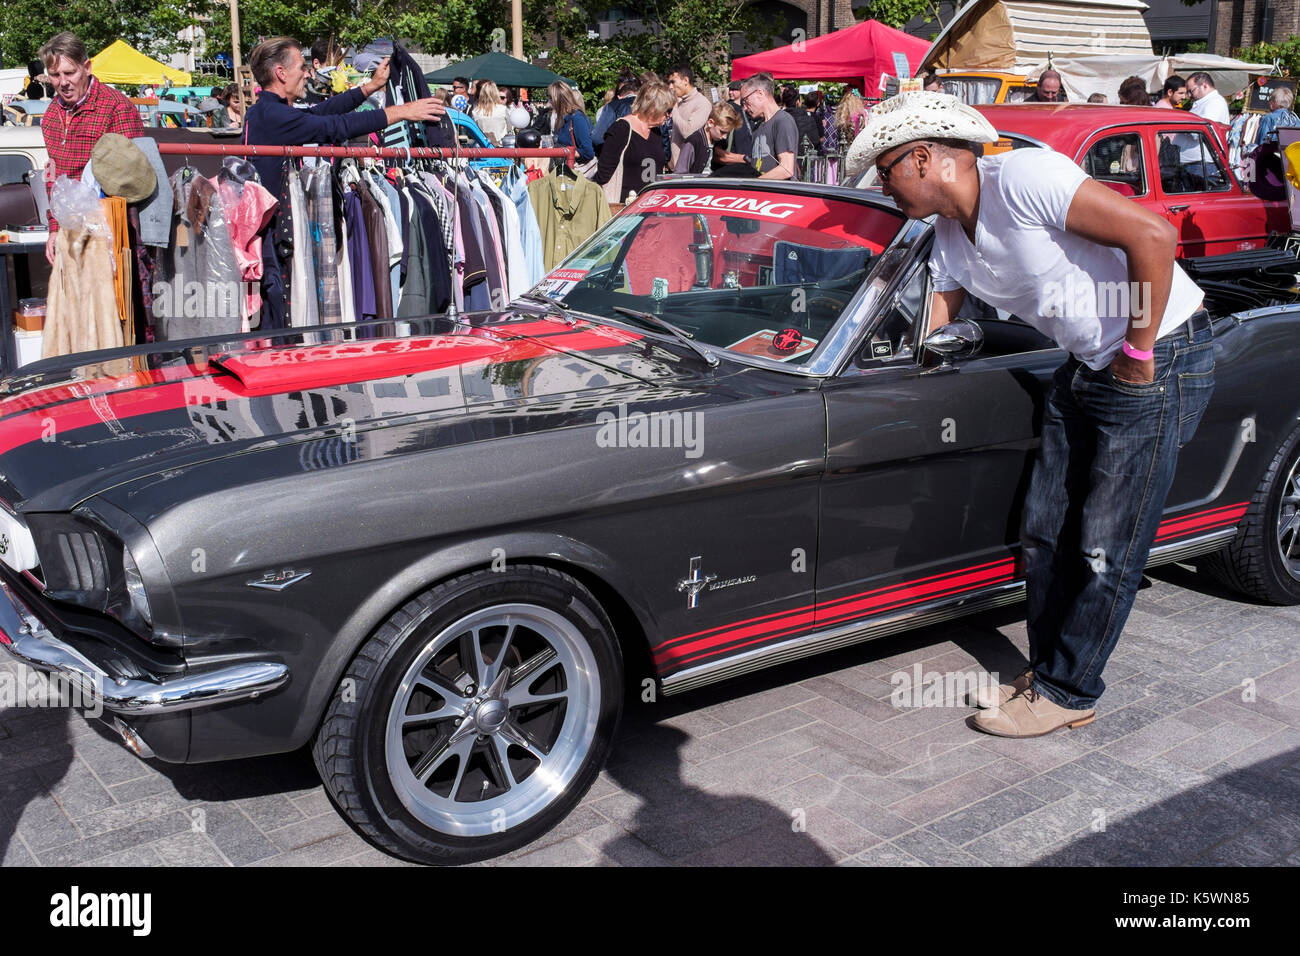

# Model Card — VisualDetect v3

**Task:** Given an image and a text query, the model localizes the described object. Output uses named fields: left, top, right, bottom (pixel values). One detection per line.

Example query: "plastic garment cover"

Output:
left=49, top=177, right=111, bottom=239
left=44, top=227, right=122, bottom=360
left=154, top=168, right=244, bottom=340
left=288, top=169, right=319, bottom=328
left=215, top=159, right=278, bottom=330
left=304, top=165, right=342, bottom=325
left=44, top=178, right=121, bottom=360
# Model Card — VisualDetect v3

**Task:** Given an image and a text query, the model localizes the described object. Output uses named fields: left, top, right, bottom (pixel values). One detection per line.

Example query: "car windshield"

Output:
left=530, top=186, right=905, bottom=367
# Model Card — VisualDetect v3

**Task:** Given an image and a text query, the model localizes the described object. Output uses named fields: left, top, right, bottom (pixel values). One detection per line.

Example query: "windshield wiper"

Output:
left=518, top=293, right=578, bottom=325
left=611, top=307, right=720, bottom=368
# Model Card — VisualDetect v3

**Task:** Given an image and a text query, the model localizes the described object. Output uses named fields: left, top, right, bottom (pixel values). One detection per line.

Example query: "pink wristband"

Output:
left=1122, top=340, right=1154, bottom=361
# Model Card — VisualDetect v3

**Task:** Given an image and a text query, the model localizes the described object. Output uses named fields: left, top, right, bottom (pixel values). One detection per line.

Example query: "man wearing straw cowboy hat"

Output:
left=844, top=92, right=1213, bottom=738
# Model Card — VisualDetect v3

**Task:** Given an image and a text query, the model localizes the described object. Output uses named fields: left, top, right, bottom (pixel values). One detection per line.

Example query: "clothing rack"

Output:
left=151, top=143, right=576, bottom=162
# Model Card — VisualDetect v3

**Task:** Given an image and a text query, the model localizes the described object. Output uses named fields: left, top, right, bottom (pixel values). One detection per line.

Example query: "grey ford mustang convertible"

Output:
left=1, top=180, right=1298, bottom=864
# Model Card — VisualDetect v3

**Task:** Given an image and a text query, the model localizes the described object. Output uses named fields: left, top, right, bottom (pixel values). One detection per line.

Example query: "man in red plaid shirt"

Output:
left=39, top=31, right=144, bottom=264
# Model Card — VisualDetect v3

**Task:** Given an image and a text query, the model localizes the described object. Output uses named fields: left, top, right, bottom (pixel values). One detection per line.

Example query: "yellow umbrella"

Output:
left=90, top=39, right=191, bottom=86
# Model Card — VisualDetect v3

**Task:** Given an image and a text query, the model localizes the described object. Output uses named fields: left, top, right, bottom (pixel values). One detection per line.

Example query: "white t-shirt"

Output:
left=474, top=104, right=510, bottom=145
left=928, top=148, right=1203, bottom=369
left=1191, top=89, right=1230, bottom=125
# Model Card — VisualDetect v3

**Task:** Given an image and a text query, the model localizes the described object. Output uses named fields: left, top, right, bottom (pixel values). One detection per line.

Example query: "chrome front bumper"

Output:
left=0, top=579, right=289, bottom=715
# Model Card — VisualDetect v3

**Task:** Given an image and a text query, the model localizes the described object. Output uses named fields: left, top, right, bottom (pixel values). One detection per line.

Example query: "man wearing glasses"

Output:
left=1186, top=72, right=1229, bottom=124
left=738, top=73, right=798, bottom=180
left=845, top=93, right=1212, bottom=738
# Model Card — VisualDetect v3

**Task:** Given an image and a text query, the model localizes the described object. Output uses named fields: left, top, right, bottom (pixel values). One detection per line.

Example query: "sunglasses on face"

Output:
left=877, top=145, right=922, bottom=185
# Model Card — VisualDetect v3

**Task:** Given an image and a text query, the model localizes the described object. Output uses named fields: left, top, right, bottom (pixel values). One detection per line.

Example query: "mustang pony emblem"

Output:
left=676, top=556, right=717, bottom=610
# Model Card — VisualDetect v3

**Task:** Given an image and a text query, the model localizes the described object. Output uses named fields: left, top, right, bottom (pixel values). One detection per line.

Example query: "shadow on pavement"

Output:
left=1040, top=744, right=1300, bottom=865
left=599, top=721, right=835, bottom=865
left=0, top=662, right=77, bottom=865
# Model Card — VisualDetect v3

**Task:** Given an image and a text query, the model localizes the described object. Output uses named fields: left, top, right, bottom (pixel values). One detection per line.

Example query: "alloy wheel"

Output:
left=384, top=603, right=601, bottom=837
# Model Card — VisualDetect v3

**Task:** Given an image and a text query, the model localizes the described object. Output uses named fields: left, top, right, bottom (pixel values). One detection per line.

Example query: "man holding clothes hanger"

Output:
left=242, top=36, right=446, bottom=328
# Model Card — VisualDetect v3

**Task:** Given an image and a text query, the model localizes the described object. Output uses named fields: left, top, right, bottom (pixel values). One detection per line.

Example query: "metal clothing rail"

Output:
left=151, top=143, right=576, bottom=162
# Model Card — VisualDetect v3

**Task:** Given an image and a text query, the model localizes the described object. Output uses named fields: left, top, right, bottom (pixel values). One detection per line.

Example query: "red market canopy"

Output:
left=730, top=19, right=931, bottom=94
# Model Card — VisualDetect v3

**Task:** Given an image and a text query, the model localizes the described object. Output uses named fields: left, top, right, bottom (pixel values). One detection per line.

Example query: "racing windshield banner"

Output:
left=625, top=189, right=889, bottom=245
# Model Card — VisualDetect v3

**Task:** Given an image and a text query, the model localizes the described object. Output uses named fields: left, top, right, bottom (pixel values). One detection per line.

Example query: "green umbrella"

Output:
left=424, top=52, right=574, bottom=89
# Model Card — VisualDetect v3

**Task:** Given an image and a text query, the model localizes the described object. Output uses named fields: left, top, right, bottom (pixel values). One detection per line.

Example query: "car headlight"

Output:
left=25, top=513, right=155, bottom=635
left=122, top=547, right=153, bottom=627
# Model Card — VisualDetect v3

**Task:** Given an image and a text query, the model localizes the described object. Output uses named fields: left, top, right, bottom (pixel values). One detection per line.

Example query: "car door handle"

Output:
left=1167, top=204, right=1190, bottom=214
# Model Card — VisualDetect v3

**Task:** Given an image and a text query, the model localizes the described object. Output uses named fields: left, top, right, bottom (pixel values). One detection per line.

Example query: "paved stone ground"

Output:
left=2, top=563, right=1298, bottom=867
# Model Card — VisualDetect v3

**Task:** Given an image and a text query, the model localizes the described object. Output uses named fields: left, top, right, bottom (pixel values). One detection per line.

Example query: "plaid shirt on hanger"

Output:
left=42, top=77, right=145, bottom=232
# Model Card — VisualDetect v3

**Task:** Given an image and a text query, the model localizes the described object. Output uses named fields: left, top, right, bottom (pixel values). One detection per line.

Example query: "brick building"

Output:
left=1209, top=0, right=1299, bottom=54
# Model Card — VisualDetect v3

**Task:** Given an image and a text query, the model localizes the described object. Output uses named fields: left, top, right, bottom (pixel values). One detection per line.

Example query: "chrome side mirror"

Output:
left=923, top=318, right=983, bottom=367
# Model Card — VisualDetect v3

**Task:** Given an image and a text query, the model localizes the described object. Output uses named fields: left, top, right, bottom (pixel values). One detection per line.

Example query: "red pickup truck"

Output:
left=974, top=105, right=1291, bottom=258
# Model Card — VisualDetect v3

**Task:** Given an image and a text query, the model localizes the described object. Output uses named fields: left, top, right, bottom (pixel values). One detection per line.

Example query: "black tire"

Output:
left=1201, top=423, right=1300, bottom=604
left=313, top=565, right=623, bottom=865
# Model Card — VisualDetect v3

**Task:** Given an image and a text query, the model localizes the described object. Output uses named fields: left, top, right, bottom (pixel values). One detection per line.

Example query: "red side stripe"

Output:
left=814, top=558, right=1015, bottom=616
left=656, top=600, right=818, bottom=650
left=813, top=563, right=1016, bottom=630
left=1155, top=503, right=1248, bottom=541
left=655, top=502, right=1251, bottom=673
left=666, top=569, right=1017, bottom=670
left=655, top=609, right=818, bottom=666
left=654, top=559, right=1015, bottom=667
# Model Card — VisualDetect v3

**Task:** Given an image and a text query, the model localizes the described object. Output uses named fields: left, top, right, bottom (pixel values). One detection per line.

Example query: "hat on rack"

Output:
left=90, top=134, right=157, bottom=204
left=352, top=39, right=394, bottom=73
left=220, top=155, right=260, bottom=186
left=197, top=97, right=223, bottom=113
left=843, top=91, right=999, bottom=178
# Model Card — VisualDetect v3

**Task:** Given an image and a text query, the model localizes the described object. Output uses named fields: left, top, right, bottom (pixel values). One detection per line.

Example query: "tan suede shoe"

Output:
left=972, top=686, right=1096, bottom=738
left=969, top=667, right=1034, bottom=709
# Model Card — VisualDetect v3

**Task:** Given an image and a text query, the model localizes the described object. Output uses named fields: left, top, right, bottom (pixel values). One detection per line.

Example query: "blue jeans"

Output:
left=1022, top=309, right=1215, bottom=709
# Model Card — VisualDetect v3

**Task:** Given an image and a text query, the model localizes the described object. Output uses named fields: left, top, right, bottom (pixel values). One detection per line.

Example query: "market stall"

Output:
left=4, top=142, right=592, bottom=375
left=90, top=40, right=191, bottom=87
left=424, top=52, right=571, bottom=89
left=918, top=0, right=1155, bottom=74
left=730, top=19, right=930, bottom=93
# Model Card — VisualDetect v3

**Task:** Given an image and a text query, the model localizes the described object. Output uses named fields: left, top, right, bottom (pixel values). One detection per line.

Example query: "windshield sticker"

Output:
left=536, top=268, right=588, bottom=299
left=634, top=191, right=805, bottom=220
left=771, top=328, right=804, bottom=352
left=728, top=329, right=818, bottom=362
left=624, top=188, right=897, bottom=247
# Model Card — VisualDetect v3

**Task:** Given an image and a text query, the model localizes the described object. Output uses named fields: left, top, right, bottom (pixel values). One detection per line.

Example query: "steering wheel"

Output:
left=780, top=289, right=850, bottom=332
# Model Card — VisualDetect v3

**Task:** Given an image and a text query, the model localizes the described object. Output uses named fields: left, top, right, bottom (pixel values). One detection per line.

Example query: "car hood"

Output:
left=0, top=309, right=713, bottom=512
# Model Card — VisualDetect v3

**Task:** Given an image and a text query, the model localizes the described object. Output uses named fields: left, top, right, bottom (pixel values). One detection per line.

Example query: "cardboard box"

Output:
left=14, top=297, right=44, bottom=332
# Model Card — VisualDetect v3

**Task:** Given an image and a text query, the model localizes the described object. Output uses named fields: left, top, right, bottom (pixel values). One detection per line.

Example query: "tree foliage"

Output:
left=0, top=0, right=194, bottom=67
left=531, top=0, right=761, bottom=95
left=857, top=0, right=950, bottom=30
left=199, top=0, right=510, bottom=63
left=1238, top=35, right=1300, bottom=79
left=3, top=0, right=785, bottom=103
